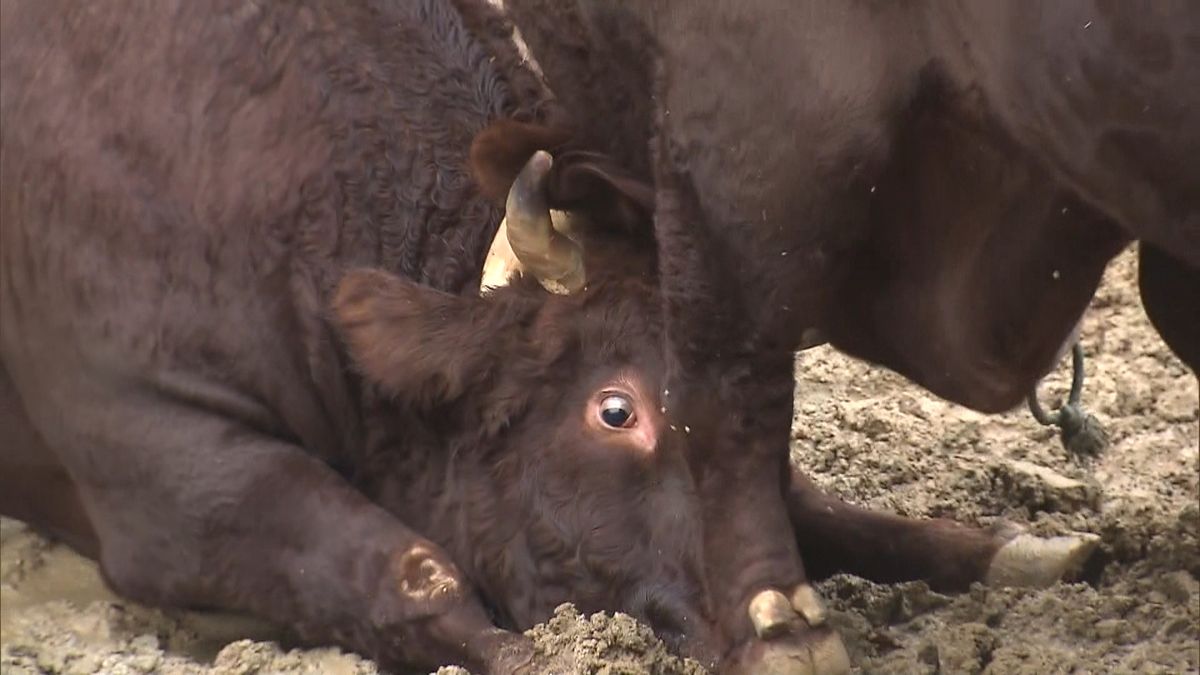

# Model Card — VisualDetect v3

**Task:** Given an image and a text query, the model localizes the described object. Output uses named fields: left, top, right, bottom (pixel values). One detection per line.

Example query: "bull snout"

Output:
left=623, top=584, right=722, bottom=670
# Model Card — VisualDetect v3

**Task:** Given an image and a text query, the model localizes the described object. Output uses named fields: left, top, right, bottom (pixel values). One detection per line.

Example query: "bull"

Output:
left=0, top=0, right=1106, bottom=673
left=493, top=1, right=1200, bottom=672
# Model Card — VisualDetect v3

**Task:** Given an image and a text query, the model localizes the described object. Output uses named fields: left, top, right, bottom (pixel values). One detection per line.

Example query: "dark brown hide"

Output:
left=503, top=0, right=1199, bottom=388
left=1139, top=243, right=1200, bottom=371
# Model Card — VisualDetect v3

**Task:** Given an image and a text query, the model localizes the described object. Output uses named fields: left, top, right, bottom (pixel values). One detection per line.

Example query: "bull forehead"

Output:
left=557, top=283, right=662, bottom=340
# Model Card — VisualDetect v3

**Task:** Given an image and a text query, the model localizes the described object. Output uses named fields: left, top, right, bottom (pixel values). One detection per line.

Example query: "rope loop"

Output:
left=1027, top=343, right=1109, bottom=457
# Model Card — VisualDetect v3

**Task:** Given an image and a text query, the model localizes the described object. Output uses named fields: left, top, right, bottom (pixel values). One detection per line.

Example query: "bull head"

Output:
left=480, top=151, right=586, bottom=295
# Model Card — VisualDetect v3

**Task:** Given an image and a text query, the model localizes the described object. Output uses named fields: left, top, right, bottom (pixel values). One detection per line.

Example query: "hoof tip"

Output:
left=985, top=532, right=1100, bottom=588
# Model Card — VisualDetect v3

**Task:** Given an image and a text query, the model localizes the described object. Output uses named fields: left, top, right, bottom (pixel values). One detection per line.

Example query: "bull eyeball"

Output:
left=599, top=394, right=636, bottom=428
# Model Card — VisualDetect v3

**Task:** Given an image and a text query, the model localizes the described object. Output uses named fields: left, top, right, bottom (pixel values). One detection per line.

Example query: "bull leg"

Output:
left=786, top=469, right=1098, bottom=592
left=13, top=394, right=531, bottom=674
left=1139, top=242, right=1200, bottom=374
left=0, top=362, right=99, bottom=557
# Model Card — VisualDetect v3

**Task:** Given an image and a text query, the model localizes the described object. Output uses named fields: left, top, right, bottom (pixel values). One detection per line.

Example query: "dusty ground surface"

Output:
left=2, top=249, right=1197, bottom=674
left=790, top=249, right=1199, bottom=674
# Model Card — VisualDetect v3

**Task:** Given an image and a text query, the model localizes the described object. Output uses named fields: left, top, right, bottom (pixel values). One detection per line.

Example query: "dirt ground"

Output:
left=2, top=248, right=1197, bottom=674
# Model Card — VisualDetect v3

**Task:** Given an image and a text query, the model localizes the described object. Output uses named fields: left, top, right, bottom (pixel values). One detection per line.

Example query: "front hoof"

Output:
left=985, top=531, right=1100, bottom=588
left=733, top=588, right=850, bottom=675
left=749, top=589, right=798, bottom=639
left=729, top=626, right=851, bottom=675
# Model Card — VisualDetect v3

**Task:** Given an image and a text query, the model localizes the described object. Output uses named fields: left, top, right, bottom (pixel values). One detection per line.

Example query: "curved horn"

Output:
left=505, top=151, right=585, bottom=294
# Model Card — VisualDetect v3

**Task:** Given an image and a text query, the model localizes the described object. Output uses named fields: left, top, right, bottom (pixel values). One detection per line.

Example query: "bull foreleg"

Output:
left=1139, top=242, right=1200, bottom=374
left=40, top=402, right=533, bottom=674
left=785, top=469, right=1099, bottom=592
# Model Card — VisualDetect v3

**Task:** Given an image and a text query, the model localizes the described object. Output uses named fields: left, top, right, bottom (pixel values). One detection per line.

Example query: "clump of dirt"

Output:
left=2, top=248, right=1197, bottom=674
left=0, top=599, right=378, bottom=675
left=0, top=603, right=380, bottom=675
left=437, top=604, right=706, bottom=675
left=523, top=604, right=706, bottom=675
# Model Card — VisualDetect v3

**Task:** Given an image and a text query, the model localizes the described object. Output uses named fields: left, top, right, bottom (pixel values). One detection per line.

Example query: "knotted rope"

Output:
left=1027, top=343, right=1109, bottom=457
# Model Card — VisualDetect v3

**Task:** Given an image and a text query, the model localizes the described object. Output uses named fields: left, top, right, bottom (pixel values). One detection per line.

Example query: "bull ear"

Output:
left=546, top=150, right=654, bottom=235
left=333, top=269, right=499, bottom=407
left=470, top=119, right=573, bottom=204
left=470, top=120, right=653, bottom=233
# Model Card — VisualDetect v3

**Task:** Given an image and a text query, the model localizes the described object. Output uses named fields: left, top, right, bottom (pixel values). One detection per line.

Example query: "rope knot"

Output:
left=1027, top=343, right=1110, bottom=457
left=1056, top=404, right=1109, bottom=458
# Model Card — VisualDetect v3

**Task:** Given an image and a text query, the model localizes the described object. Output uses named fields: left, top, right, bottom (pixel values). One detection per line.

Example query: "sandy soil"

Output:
left=2, top=248, right=1197, bottom=674
left=790, top=249, right=1198, bottom=674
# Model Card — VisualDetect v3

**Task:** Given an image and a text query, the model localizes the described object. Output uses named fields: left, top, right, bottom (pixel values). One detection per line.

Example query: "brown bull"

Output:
left=494, top=1, right=1199, bottom=671
left=1, top=0, right=1105, bottom=673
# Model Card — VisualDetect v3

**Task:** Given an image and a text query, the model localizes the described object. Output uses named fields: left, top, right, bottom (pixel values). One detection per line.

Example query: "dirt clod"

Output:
left=991, top=458, right=1100, bottom=513
left=793, top=250, right=1198, bottom=674
left=523, top=604, right=707, bottom=675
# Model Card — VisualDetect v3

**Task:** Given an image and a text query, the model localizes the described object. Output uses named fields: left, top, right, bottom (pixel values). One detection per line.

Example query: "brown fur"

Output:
left=470, top=119, right=574, bottom=203
left=503, top=0, right=1199, bottom=393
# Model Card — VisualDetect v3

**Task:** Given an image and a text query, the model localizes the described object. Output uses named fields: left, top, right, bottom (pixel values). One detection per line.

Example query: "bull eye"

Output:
left=599, top=394, right=636, bottom=428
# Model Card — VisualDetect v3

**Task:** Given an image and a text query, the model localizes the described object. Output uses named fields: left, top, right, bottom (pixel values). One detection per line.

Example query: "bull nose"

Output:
left=675, top=633, right=722, bottom=672
left=630, top=589, right=721, bottom=669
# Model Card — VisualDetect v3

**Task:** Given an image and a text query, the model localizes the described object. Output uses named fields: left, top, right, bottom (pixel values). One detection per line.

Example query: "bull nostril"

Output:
left=644, top=603, right=723, bottom=671
left=626, top=588, right=704, bottom=655
left=640, top=599, right=687, bottom=645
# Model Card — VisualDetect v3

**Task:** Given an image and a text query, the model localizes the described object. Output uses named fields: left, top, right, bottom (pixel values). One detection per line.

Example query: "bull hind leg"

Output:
left=0, top=362, right=98, bottom=557
left=6, top=384, right=532, bottom=674
left=786, top=470, right=1098, bottom=592
left=1139, top=242, right=1200, bottom=374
